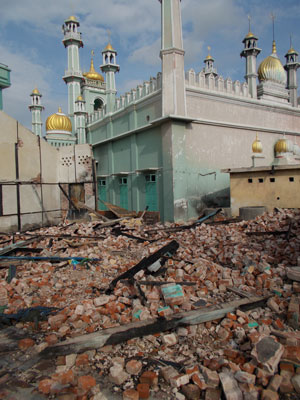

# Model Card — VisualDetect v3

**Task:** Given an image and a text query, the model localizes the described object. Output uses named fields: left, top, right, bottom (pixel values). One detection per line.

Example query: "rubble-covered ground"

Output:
left=0, top=208, right=300, bottom=400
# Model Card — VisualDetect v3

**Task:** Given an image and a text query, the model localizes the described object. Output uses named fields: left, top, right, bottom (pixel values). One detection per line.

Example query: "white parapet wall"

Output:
left=87, top=72, right=162, bottom=126
left=185, top=69, right=250, bottom=99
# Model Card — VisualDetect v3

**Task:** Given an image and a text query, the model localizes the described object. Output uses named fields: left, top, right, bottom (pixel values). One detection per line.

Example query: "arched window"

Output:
left=94, top=98, right=104, bottom=111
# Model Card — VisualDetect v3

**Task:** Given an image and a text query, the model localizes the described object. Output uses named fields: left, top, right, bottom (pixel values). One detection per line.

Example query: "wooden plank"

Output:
left=0, top=237, right=39, bottom=256
left=101, top=200, right=137, bottom=218
left=41, top=295, right=268, bottom=358
left=75, top=201, right=109, bottom=222
left=227, top=286, right=252, bottom=298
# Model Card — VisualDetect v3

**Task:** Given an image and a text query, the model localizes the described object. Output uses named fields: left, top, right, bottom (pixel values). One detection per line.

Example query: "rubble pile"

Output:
left=0, top=208, right=300, bottom=399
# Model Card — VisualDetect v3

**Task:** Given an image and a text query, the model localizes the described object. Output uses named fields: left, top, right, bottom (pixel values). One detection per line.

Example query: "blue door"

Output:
left=145, top=174, right=157, bottom=211
left=119, top=177, right=128, bottom=210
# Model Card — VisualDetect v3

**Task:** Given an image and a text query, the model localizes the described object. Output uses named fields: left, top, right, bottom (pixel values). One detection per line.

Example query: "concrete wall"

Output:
left=228, top=166, right=300, bottom=216
left=0, top=111, right=96, bottom=232
left=0, top=111, right=60, bottom=232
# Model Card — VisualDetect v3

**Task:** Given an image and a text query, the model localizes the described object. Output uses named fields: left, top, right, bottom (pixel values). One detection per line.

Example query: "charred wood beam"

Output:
left=41, top=295, right=269, bottom=358
left=106, top=240, right=180, bottom=294
left=111, top=226, right=155, bottom=243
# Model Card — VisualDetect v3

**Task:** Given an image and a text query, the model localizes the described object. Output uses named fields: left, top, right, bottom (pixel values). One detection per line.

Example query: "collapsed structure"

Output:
left=0, top=209, right=300, bottom=399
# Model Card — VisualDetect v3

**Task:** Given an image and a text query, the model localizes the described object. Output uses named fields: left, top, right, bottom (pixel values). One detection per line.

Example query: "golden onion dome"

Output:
left=104, top=43, right=115, bottom=52
left=258, top=41, right=287, bottom=85
left=76, top=95, right=84, bottom=101
left=245, top=31, right=255, bottom=39
left=205, top=54, right=213, bottom=61
left=46, top=107, right=72, bottom=133
left=32, top=88, right=40, bottom=95
left=83, top=58, right=104, bottom=82
left=287, top=47, right=296, bottom=55
left=252, top=133, right=263, bottom=154
left=274, top=137, right=293, bottom=154
left=69, top=15, right=77, bottom=21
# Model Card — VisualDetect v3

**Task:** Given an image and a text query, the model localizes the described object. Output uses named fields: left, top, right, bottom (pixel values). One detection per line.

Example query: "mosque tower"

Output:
left=62, top=15, right=84, bottom=134
left=240, top=19, right=261, bottom=99
left=74, top=95, right=87, bottom=144
left=203, top=47, right=218, bottom=78
left=284, top=43, right=300, bottom=107
left=29, top=88, right=44, bottom=138
left=159, top=0, right=186, bottom=116
left=101, top=43, right=120, bottom=114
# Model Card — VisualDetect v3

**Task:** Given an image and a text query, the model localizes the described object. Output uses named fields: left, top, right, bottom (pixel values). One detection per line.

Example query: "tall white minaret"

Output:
left=101, top=43, right=120, bottom=114
left=240, top=17, right=261, bottom=99
left=62, top=15, right=84, bottom=134
left=29, top=88, right=44, bottom=138
left=159, top=0, right=186, bottom=116
left=285, top=42, right=300, bottom=107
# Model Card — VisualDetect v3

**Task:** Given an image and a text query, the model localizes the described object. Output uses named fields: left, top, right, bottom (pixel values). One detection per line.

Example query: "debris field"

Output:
left=0, top=208, right=300, bottom=400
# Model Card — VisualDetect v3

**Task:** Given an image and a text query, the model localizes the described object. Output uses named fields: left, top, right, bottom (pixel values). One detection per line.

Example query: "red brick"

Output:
left=77, top=375, right=96, bottom=395
left=75, top=353, right=89, bottom=367
left=18, top=338, right=35, bottom=350
left=123, top=389, right=139, bottom=400
left=139, top=371, right=158, bottom=387
left=53, top=369, right=75, bottom=385
left=137, top=383, right=150, bottom=399
left=38, top=379, right=54, bottom=395
left=279, top=362, right=294, bottom=374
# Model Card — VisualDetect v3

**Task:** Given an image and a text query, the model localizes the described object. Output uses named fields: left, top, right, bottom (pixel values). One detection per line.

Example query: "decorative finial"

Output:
left=107, top=29, right=112, bottom=44
left=91, top=50, right=95, bottom=58
left=207, top=46, right=211, bottom=55
left=248, top=15, right=251, bottom=33
left=270, top=12, right=276, bottom=41
left=58, top=107, right=62, bottom=113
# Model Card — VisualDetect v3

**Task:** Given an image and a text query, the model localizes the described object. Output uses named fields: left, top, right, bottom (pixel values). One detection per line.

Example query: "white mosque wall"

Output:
left=87, top=73, right=162, bottom=126
left=185, top=87, right=300, bottom=133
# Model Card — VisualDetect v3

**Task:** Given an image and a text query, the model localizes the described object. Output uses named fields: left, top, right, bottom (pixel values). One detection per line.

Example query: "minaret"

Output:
left=28, top=88, right=44, bottom=138
left=74, top=95, right=87, bottom=144
left=284, top=40, right=300, bottom=107
left=159, top=0, right=186, bottom=116
left=101, top=43, right=120, bottom=114
left=203, top=47, right=218, bottom=78
left=240, top=17, right=261, bottom=98
left=62, top=15, right=84, bottom=133
left=0, top=63, right=11, bottom=110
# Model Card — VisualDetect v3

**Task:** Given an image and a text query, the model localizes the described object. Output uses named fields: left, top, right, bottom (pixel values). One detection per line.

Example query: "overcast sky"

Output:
left=1, top=0, right=300, bottom=131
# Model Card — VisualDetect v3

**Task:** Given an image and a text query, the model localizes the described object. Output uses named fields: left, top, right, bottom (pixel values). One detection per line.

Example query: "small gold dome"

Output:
left=83, top=59, right=104, bottom=82
left=46, top=107, right=72, bottom=133
left=245, top=31, right=255, bottom=39
left=32, top=88, right=40, bottom=95
left=104, top=43, right=114, bottom=51
left=274, top=137, right=293, bottom=154
left=258, top=41, right=287, bottom=85
left=252, top=133, right=263, bottom=154
left=77, top=95, right=84, bottom=101
left=69, top=15, right=77, bottom=21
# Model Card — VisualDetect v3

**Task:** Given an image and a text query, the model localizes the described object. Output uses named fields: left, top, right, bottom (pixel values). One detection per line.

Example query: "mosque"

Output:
left=26, top=0, right=300, bottom=221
